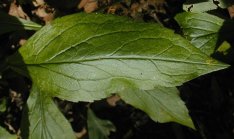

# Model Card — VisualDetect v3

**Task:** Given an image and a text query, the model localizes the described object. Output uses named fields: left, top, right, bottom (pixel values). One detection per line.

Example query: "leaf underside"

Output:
left=175, top=12, right=224, bottom=55
left=183, top=0, right=233, bottom=12
left=87, top=109, right=116, bottom=139
left=9, top=13, right=228, bottom=102
left=118, top=86, right=195, bottom=129
left=20, top=85, right=76, bottom=139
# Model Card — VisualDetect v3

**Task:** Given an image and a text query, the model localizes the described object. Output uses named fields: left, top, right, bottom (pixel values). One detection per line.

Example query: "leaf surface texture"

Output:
left=87, top=109, right=116, bottom=139
left=175, top=12, right=224, bottom=55
left=9, top=13, right=228, bottom=102
left=118, top=86, right=194, bottom=128
left=20, top=85, right=76, bottom=139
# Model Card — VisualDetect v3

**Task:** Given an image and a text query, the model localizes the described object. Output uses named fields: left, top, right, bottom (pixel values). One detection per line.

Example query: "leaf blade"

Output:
left=0, top=11, right=42, bottom=35
left=175, top=12, right=224, bottom=55
left=9, top=13, right=228, bottom=102
left=20, top=85, right=76, bottom=139
left=0, top=126, right=17, bottom=139
left=118, top=86, right=194, bottom=129
left=87, top=109, right=115, bottom=139
left=183, top=0, right=234, bottom=12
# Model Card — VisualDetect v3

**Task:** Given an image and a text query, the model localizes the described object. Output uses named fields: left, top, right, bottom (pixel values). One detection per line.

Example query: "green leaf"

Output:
left=175, top=12, right=224, bottom=55
left=0, top=126, right=17, bottom=139
left=183, top=0, right=233, bottom=12
left=87, top=109, right=116, bottom=139
left=118, top=86, right=194, bottom=129
left=0, top=97, right=7, bottom=112
left=8, top=13, right=228, bottom=102
left=216, top=41, right=231, bottom=55
left=21, top=85, right=76, bottom=139
left=0, top=11, right=42, bottom=35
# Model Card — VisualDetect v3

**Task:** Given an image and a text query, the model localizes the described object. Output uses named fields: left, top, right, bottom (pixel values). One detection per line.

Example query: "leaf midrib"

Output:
left=23, top=56, right=227, bottom=67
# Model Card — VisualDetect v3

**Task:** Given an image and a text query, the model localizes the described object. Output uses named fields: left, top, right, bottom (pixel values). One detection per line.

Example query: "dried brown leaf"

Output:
left=228, top=5, right=234, bottom=18
left=32, top=0, right=45, bottom=7
left=75, top=128, right=87, bottom=139
left=8, top=0, right=29, bottom=20
left=79, top=0, right=89, bottom=9
left=33, top=6, right=54, bottom=24
left=79, top=0, right=98, bottom=13
left=106, top=95, right=120, bottom=107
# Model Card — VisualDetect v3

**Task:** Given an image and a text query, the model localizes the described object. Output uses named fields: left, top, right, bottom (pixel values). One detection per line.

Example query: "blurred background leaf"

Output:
left=87, top=108, right=116, bottom=139
left=183, top=0, right=234, bottom=12
left=0, top=126, right=17, bottom=139
left=175, top=12, right=224, bottom=55
left=0, top=11, right=42, bottom=35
